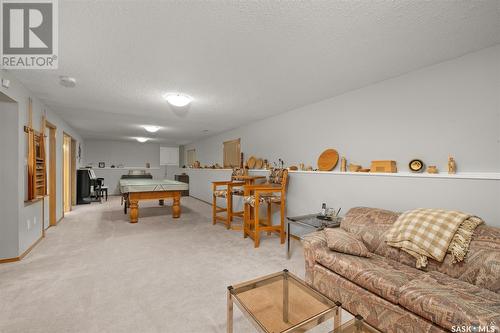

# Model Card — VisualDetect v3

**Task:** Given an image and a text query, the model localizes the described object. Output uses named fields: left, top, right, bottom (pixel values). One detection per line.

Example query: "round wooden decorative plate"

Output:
left=317, top=149, right=339, bottom=171
left=247, top=156, right=256, bottom=169
left=255, top=158, right=264, bottom=169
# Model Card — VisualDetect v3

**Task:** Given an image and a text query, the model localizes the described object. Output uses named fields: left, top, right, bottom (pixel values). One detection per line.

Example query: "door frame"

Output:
left=46, top=121, right=57, bottom=227
left=62, top=132, right=75, bottom=215
left=71, top=138, right=77, bottom=206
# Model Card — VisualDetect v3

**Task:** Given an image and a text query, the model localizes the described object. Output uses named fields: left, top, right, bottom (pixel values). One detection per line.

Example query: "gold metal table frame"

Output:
left=227, top=270, right=341, bottom=333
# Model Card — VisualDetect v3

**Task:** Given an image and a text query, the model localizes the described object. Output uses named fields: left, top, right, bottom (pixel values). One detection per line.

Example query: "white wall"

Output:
left=84, top=140, right=181, bottom=194
left=85, top=140, right=161, bottom=168
left=0, top=98, right=20, bottom=258
left=0, top=69, right=84, bottom=259
left=183, top=46, right=500, bottom=225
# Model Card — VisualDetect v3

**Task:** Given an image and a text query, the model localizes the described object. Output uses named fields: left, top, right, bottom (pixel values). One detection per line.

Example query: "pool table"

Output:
left=120, top=179, right=189, bottom=223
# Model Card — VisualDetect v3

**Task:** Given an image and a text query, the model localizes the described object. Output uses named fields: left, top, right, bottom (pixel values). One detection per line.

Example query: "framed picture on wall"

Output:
left=98, top=162, right=105, bottom=168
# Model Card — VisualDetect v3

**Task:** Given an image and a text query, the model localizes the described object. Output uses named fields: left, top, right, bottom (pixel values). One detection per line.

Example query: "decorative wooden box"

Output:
left=370, top=160, right=397, bottom=173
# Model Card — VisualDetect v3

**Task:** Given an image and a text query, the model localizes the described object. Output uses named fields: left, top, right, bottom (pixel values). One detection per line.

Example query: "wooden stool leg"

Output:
left=212, top=194, right=217, bottom=225
left=254, top=200, right=260, bottom=248
left=226, top=194, right=232, bottom=229
left=280, top=200, right=285, bottom=244
left=243, top=202, right=249, bottom=238
left=228, top=192, right=234, bottom=223
left=267, top=203, right=272, bottom=236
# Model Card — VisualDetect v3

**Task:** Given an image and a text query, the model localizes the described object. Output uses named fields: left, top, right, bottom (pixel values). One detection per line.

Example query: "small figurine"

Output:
left=349, top=164, right=361, bottom=172
left=278, top=158, right=285, bottom=169
left=448, top=156, right=456, bottom=174
left=427, top=165, right=438, bottom=174
left=340, top=157, right=347, bottom=172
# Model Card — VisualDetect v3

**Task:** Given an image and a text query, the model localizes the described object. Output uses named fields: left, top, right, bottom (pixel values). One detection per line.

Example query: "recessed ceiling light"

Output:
left=163, top=93, right=193, bottom=107
left=136, top=137, right=149, bottom=143
left=142, top=125, right=161, bottom=133
left=59, top=76, right=76, bottom=88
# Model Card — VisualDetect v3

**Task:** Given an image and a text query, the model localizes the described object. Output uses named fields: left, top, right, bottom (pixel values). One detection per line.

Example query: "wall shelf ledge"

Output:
left=186, top=168, right=500, bottom=180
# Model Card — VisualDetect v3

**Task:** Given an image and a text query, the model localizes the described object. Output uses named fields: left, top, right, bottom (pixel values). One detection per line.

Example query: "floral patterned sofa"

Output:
left=303, top=207, right=500, bottom=333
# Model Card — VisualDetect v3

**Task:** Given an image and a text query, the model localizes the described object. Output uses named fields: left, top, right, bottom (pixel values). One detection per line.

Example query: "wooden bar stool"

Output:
left=243, top=168, right=289, bottom=248
left=212, top=168, right=246, bottom=229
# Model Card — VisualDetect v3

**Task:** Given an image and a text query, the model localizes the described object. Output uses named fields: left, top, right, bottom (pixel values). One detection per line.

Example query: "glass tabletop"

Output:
left=229, top=270, right=338, bottom=333
left=287, top=214, right=342, bottom=229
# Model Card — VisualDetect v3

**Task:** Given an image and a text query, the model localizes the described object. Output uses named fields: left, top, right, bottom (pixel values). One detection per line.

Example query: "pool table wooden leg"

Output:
left=172, top=194, right=181, bottom=218
left=129, top=200, right=139, bottom=223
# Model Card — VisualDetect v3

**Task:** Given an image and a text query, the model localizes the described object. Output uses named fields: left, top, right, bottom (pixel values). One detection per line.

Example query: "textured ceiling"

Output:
left=10, top=0, right=500, bottom=144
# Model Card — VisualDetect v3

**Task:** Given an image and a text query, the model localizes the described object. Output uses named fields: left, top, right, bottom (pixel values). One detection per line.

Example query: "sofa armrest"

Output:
left=302, top=231, right=328, bottom=284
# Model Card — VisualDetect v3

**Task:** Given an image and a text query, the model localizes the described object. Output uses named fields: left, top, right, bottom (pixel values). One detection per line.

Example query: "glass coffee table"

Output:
left=286, top=214, right=342, bottom=259
left=227, top=270, right=380, bottom=333
left=227, top=270, right=339, bottom=333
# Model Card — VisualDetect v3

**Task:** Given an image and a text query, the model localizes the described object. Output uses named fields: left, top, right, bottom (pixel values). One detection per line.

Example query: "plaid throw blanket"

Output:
left=386, top=208, right=483, bottom=268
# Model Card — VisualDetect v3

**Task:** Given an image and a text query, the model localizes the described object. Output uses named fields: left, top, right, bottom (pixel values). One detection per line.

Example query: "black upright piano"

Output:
left=77, top=169, right=97, bottom=204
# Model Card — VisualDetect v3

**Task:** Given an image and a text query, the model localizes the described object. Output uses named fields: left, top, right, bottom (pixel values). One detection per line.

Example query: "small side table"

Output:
left=286, top=214, right=342, bottom=259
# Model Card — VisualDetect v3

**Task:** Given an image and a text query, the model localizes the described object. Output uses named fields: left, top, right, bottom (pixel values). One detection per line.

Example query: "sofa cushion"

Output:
left=310, top=264, right=447, bottom=333
left=316, top=247, right=422, bottom=304
left=399, top=271, right=500, bottom=331
left=341, top=207, right=401, bottom=261
left=324, top=228, right=371, bottom=257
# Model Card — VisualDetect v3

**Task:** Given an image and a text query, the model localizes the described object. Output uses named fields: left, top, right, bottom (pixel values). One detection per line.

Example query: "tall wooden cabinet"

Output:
left=26, top=127, right=47, bottom=201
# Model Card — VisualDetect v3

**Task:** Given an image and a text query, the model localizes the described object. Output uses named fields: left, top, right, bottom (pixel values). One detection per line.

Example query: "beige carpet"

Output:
left=0, top=196, right=315, bottom=332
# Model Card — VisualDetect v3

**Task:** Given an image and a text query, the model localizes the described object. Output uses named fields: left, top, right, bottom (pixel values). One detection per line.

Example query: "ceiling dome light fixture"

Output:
left=59, top=76, right=76, bottom=88
left=163, top=93, right=193, bottom=107
left=136, top=137, right=149, bottom=143
left=142, top=125, right=161, bottom=133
